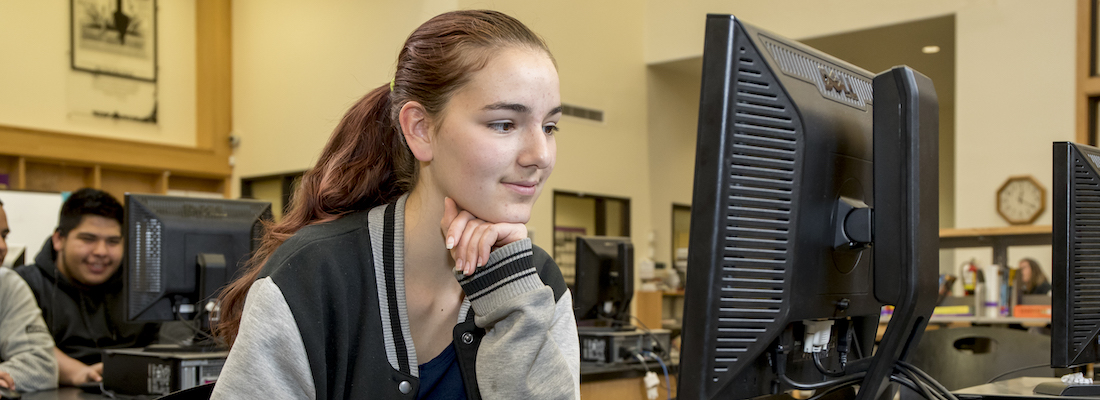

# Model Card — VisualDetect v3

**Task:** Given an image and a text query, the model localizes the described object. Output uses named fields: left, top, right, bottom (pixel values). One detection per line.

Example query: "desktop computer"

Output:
left=102, top=347, right=228, bottom=396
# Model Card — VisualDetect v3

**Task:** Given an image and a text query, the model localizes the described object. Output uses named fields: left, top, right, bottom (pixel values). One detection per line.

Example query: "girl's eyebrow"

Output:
left=482, top=102, right=563, bottom=119
left=483, top=102, right=528, bottom=113
left=547, top=106, right=563, bottom=118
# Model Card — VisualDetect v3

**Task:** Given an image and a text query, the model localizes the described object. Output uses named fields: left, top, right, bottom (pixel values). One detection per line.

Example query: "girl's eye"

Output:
left=543, top=124, right=559, bottom=135
left=489, top=122, right=515, bottom=133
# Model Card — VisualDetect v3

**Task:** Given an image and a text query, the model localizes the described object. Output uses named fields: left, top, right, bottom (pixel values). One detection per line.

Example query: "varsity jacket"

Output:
left=0, top=267, right=58, bottom=392
left=211, top=196, right=580, bottom=399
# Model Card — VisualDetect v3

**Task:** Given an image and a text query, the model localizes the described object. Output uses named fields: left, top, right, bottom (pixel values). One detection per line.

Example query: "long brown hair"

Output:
left=1018, top=258, right=1049, bottom=293
left=215, top=10, right=552, bottom=347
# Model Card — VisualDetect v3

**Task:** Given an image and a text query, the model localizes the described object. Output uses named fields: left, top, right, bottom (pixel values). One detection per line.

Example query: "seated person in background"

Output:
left=1018, top=257, right=1052, bottom=296
left=1, top=269, right=60, bottom=393
left=15, top=188, right=158, bottom=386
left=0, top=198, right=59, bottom=393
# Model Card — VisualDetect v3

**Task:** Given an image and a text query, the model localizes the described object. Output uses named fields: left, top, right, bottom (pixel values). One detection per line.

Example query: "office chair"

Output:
left=905, top=326, right=1054, bottom=391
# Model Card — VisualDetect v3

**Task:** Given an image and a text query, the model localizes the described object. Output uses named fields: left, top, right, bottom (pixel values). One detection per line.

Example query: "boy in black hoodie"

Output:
left=15, top=188, right=157, bottom=387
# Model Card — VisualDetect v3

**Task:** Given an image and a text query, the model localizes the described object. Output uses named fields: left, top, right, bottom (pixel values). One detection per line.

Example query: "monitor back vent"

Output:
left=708, top=33, right=800, bottom=382
left=1071, top=156, right=1100, bottom=355
left=129, top=209, right=164, bottom=317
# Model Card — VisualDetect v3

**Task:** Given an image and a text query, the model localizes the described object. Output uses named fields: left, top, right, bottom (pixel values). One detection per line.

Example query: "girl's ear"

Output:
left=400, top=101, right=433, bottom=162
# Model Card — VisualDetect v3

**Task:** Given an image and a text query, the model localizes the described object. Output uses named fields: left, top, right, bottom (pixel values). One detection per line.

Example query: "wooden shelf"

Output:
left=940, top=225, right=1052, bottom=238
left=939, top=225, right=1052, bottom=268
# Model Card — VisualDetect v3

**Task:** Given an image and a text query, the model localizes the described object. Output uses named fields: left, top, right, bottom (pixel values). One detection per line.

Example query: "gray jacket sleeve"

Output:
left=210, top=278, right=316, bottom=400
left=456, top=239, right=580, bottom=399
left=0, top=267, right=58, bottom=392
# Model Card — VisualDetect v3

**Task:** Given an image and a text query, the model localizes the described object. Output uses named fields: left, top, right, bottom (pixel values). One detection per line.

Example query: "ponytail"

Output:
left=215, top=85, right=416, bottom=347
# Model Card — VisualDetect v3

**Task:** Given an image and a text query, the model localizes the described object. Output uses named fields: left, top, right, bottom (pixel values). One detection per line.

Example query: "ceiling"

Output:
left=801, top=14, right=955, bottom=111
left=649, top=14, right=955, bottom=110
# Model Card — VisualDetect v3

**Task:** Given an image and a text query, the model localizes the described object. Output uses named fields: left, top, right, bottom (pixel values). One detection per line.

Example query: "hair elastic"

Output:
left=390, top=79, right=395, bottom=92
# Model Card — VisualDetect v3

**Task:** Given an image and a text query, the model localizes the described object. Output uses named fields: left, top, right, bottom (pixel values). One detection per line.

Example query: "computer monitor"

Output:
left=124, top=194, right=272, bottom=325
left=677, top=15, right=940, bottom=400
left=1052, top=141, right=1100, bottom=368
left=1041, top=141, right=1100, bottom=396
left=573, top=236, right=634, bottom=329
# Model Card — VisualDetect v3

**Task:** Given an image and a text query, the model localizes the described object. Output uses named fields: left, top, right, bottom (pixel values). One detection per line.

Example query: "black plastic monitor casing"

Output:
left=572, top=236, right=634, bottom=328
left=125, top=194, right=271, bottom=323
left=1052, top=142, right=1100, bottom=368
left=677, top=14, right=938, bottom=400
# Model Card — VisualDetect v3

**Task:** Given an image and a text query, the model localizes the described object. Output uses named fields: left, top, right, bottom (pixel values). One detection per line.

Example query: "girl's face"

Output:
left=1020, top=260, right=1033, bottom=282
left=430, top=47, right=560, bottom=223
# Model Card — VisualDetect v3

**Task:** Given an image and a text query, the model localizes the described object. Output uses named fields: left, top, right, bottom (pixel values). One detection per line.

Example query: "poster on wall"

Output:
left=71, top=0, right=157, bottom=82
left=69, top=0, right=158, bottom=124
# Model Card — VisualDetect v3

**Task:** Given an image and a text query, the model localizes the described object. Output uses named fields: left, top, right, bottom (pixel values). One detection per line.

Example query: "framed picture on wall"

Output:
left=71, top=0, right=158, bottom=82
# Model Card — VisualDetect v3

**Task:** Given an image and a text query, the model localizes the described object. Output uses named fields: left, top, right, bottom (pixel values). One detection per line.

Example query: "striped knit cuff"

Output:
left=457, top=238, right=543, bottom=316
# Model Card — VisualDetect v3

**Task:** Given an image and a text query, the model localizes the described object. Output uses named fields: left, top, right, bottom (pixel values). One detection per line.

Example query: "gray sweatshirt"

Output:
left=0, top=267, right=58, bottom=392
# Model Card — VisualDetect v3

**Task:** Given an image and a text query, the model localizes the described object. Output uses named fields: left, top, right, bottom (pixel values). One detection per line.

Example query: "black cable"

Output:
left=778, top=370, right=866, bottom=390
left=812, top=351, right=846, bottom=377
left=890, top=373, right=948, bottom=400
left=984, top=362, right=1052, bottom=384
left=896, top=365, right=944, bottom=400
left=805, top=379, right=861, bottom=400
left=890, top=374, right=932, bottom=398
left=173, top=302, right=226, bottom=348
left=628, top=315, right=669, bottom=357
left=847, top=326, right=864, bottom=360
left=896, top=361, right=959, bottom=400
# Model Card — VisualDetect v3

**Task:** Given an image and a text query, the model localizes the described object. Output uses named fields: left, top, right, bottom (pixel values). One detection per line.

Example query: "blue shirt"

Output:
left=417, top=343, right=466, bottom=399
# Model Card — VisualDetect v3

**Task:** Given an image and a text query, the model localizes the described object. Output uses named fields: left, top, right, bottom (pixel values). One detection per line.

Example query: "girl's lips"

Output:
left=503, top=182, right=538, bottom=196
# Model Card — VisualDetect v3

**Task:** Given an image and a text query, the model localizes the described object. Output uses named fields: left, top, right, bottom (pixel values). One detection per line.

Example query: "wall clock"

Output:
left=996, top=175, right=1045, bottom=225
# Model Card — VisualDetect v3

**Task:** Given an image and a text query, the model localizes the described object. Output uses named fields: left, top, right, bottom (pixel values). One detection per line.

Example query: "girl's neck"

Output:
left=403, top=185, right=454, bottom=280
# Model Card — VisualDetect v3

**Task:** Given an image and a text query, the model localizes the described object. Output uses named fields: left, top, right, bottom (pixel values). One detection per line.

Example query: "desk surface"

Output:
left=955, top=377, right=1096, bottom=399
left=20, top=388, right=103, bottom=400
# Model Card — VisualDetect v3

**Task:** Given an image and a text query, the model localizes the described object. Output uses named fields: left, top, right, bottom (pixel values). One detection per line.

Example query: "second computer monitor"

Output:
left=573, top=236, right=634, bottom=329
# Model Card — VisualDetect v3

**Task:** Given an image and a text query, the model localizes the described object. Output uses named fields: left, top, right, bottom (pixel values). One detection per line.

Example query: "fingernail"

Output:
left=446, top=237, right=455, bottom=249
left=456, top=259, right=464, bottom=271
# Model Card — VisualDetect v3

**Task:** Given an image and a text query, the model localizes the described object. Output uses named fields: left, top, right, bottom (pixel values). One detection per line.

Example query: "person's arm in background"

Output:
left=0, top=371, right=14, bottom=391
left=0, top=269, right=59, bottom=392
left=53, top=348, right=99, bottom=386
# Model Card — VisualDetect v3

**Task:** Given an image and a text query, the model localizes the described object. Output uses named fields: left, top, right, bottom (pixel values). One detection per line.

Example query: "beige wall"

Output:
left=646, top=60, right=700, bottom=266
left=231, top=0, right=652, bottom=256
left=0, top=1, right=197, bottom=146
left=4, top=1, right=1072, bottom=286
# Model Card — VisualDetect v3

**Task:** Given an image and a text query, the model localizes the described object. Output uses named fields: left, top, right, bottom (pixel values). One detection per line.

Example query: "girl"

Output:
left=1018, top=258, right=1052, bottom=296
left=211, top=10, right=578, bottom=400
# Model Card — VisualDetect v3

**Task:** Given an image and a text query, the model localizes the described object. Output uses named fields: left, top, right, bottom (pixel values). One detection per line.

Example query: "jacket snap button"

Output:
left=462, top=332, right=474, bottom=345
left=399, top=380, right=412, bottom=394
